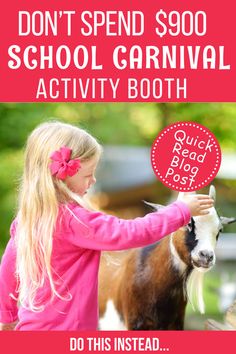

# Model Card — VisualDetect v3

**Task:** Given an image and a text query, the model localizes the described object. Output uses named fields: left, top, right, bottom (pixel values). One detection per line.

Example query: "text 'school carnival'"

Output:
left=8, top=10, right=230, bottom=100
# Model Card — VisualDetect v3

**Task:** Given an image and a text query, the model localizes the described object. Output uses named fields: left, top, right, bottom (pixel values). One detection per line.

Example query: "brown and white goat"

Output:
left=98, top=186, right=236, bottom=330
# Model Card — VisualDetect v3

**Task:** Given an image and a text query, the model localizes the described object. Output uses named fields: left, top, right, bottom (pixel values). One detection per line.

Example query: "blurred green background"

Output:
left=0, top=102, right=236, bottom=329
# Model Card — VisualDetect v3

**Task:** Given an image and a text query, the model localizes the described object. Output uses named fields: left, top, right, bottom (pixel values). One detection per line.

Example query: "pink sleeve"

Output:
left=0, top=220, right=18, bottom=323
left=67, top=201, right=190, bottom=251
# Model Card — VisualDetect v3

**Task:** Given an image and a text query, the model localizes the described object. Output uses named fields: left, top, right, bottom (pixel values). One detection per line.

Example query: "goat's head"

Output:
left=144, top=186, right=236, bottom=273
left=179, top=185, right=236, bottom=272
left=144, top=186, right=236, bottom=313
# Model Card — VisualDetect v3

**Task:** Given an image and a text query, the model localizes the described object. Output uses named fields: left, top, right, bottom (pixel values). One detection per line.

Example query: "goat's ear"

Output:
left=209, top=185, right=216, bottom=201
left=143, top=200, right=164, bottom=211
left=220, top=217, right=236, bottom=225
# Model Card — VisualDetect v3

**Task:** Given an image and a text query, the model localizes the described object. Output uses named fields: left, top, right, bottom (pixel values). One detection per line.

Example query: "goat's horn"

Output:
left=209, top=185, right=216, bottom=201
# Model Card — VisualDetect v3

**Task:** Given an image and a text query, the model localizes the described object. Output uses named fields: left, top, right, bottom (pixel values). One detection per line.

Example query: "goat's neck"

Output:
left=143, top=235, right=190, bottom=286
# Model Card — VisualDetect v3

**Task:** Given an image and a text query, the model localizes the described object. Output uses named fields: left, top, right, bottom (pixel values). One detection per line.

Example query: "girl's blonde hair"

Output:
left=15, top=121, right=102, bottom=311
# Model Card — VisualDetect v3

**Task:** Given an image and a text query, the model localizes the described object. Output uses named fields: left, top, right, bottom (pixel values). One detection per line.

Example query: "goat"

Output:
left=98, top=186, right=236, bottom=330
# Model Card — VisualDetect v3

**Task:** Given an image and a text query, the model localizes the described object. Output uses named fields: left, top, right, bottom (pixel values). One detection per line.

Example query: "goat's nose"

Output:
left=199, top=250, right=214, bottom=263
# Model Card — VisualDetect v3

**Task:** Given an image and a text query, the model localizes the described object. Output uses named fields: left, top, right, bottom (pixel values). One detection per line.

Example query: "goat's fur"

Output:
left=99, top=186, right=236, bottom=330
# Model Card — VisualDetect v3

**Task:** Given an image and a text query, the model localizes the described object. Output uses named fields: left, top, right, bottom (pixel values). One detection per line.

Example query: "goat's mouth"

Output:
left=191, top=259, right=214, bottom=271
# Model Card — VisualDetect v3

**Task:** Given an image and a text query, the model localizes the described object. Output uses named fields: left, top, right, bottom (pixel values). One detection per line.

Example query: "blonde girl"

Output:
left=0, top=121, right=213, bottom=330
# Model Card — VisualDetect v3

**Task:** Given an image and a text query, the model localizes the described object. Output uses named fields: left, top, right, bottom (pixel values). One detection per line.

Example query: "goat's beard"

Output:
left=186, top=269, right=205, bottom=314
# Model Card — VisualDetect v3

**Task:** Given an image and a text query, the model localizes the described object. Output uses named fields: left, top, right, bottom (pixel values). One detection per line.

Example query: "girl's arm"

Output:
left=67, top=201, right=190, bottom=251
left=0, top=221, right=19, bottom=326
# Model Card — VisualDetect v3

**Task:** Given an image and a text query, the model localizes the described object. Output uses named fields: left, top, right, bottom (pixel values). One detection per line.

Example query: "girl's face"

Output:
left=65, top=155, right=99, bottom=197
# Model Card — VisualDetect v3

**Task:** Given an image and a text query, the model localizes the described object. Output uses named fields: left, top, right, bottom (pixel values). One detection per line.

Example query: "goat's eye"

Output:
left=187, top=223, right=192, bottom=232
left=187, top=218, right=195, bottom=233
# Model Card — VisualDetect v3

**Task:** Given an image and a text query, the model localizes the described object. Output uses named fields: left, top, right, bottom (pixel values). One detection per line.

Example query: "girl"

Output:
left=0, top=121, right=213, bottom=331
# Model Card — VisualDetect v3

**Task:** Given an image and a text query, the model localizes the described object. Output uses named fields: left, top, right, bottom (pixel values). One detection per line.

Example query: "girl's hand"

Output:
left=0, top=321, right=17, bottom=330
left=182, top=195, right=214, bottom=217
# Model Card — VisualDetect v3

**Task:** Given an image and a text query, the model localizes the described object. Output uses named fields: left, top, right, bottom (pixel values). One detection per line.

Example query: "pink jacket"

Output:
left=0, top=201, right=190, bottom=330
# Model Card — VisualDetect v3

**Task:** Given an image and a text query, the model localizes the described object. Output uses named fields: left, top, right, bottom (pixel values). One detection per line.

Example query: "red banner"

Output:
left=0, top=0, right=235, bottom=101
left=0, top=331, right=235, bottom=354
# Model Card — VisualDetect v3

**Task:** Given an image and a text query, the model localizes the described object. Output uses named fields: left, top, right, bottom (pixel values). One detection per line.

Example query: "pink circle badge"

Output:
left=151, top=122, right=222, bottom=191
